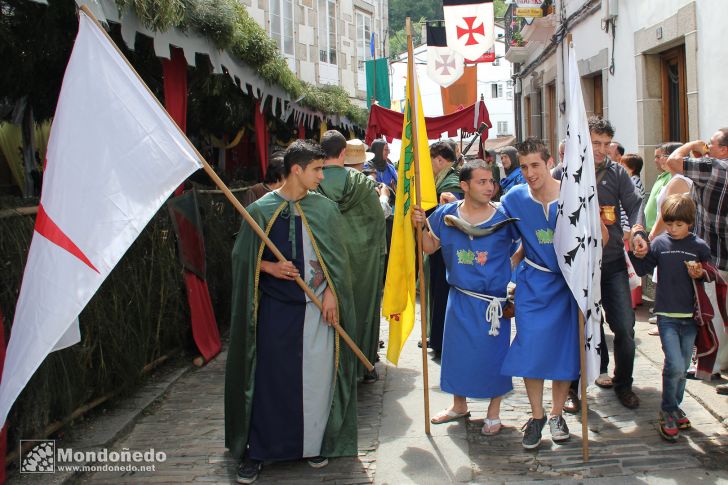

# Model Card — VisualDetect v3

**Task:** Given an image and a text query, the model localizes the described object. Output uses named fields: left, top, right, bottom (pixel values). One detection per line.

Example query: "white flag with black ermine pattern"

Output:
left=554, top=41, right=603, bottom=391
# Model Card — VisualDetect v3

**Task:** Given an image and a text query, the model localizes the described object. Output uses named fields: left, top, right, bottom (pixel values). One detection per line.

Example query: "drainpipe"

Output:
left=513, top=64, right=522, bottom=142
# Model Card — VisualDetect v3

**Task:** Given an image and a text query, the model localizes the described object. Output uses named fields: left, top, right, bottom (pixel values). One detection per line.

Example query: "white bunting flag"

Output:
left=443, top=0, right=495, bottom=62
left=554, top=41, right=603, bottom=390
left=427, top=46, right=464, bottom=88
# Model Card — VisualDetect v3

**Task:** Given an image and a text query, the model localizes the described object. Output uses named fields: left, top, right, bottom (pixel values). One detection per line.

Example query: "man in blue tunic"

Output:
left=412, top=160, right=516, bottom=435
left=500, top=138, right=580, bottom=450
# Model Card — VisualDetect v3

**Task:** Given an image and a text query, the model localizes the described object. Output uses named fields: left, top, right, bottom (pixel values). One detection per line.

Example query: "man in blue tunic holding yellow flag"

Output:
left=412, top=159, right=517, bottom=435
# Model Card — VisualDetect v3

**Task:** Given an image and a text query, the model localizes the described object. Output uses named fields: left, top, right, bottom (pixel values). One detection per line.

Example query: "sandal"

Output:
left=481, top=418, right=502, bottom=436
left=595, top=373, right=613, bottom=389
left=431, top=409, right=471, bottom=424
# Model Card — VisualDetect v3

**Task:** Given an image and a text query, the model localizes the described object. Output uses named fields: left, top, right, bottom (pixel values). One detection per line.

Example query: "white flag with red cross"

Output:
left=443, top=0, right=495, bottom=62
left=0, top=11, right=203, bottom=427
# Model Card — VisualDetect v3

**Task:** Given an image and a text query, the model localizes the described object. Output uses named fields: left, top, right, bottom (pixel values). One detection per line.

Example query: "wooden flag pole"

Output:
left=372, top=49, right=377, bottom=106
left=406, top=17, right=431, bottom=435
left=578, top=310, right=589, bottom=461
left=196, top=159, right=373, bottom=372
left=78, top=5, right=374, bottom=372
left=565, top=31, right=589, bottom=462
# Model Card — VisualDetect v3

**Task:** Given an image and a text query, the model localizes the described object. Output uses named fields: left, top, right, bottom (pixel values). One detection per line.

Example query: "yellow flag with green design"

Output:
left=382, top=66, right=438, bottom=365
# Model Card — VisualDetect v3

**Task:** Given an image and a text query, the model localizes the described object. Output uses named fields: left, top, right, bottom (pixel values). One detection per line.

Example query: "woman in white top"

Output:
left=649, top=149, right=693, bottom=241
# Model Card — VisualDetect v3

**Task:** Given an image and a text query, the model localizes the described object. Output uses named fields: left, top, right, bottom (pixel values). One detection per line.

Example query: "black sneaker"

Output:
left=363, top=368, right=379, bottom=384
left=307, top=456, right=328, bottom=468
left=521, top=416, right=547, bottom=450
left=236, top=459, right=262, bottom=484
left=548, top=415, right=570, bottom=442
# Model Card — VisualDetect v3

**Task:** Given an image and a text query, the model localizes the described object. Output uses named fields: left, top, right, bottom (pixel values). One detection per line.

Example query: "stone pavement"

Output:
left=376, top=303, right=728, bottom=484
left=9, top=302, right=728, bottom=484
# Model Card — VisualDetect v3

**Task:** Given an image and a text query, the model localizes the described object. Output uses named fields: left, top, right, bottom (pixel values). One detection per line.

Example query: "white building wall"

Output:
left=514, top=0, right=728, bottom=161
left=695, top=0, right=728, bottom=139
left=247, top=0, right=388, bottom=103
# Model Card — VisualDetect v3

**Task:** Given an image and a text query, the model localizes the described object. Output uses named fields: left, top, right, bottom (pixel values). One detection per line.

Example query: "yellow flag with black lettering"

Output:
left=382, top=63, right=438, bottom=365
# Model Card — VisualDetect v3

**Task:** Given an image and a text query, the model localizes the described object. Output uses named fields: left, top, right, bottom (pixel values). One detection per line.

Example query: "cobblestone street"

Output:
left=4, top=1, right=728, bottom=484
left=10, top=304, right=728, bottom=484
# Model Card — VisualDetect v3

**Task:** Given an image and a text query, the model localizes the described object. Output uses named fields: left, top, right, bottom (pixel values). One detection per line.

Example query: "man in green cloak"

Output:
left=225, top=140, right=357, bottom=484
left=317, top=131, right=386, bottom=383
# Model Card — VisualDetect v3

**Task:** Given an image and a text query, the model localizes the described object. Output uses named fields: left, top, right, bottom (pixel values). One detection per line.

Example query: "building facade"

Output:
left=243, top=0, right=389, bottom=105
left=505, top=0, right=728, bottom=187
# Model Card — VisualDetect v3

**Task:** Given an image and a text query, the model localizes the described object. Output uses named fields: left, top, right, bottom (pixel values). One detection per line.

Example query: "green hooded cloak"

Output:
left=224, top=190, right=357, bottom=460
left=317, top=166, right=386, bottom=376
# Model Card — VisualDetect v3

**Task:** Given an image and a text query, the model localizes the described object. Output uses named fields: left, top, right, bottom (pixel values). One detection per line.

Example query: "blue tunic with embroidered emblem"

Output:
left=499, top=184, right=580, bottom=381
left=428, top=201, right=515, bottom=398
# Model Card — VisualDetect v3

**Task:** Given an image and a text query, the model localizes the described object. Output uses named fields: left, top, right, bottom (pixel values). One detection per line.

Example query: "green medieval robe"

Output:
left=224, top=190, right=357, bottom=461
left=317, top=166, right=386, bottom=377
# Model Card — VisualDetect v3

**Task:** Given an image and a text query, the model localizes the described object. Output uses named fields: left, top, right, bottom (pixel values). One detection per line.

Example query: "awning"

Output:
left=74, top=0, right=359, bottom=131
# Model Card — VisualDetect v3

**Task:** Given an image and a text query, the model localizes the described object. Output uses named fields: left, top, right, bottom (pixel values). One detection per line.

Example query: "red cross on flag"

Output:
left=443, top=0, right=494, bottom=62
left=427, top=46, right=464, bottom=88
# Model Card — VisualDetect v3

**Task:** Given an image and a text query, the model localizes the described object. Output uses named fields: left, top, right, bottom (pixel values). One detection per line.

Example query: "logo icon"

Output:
left=20, top=440, right=55, bottom=473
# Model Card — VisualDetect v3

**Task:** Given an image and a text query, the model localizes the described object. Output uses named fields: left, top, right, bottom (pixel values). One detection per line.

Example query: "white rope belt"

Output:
left=454, top=287, right=507, bottom=336
left=524, top=257, right=553, bottom=273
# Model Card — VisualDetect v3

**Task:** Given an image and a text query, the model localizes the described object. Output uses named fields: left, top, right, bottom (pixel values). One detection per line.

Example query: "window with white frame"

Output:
left=356, top=11, right=372, bottom=71
left=491, top=83, right=503, bottom=98
left=319, top=0, right=337, bottom=64
left=270, top=0, right=294, bottom=56
left=497, top=121, right=509, bottom=135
